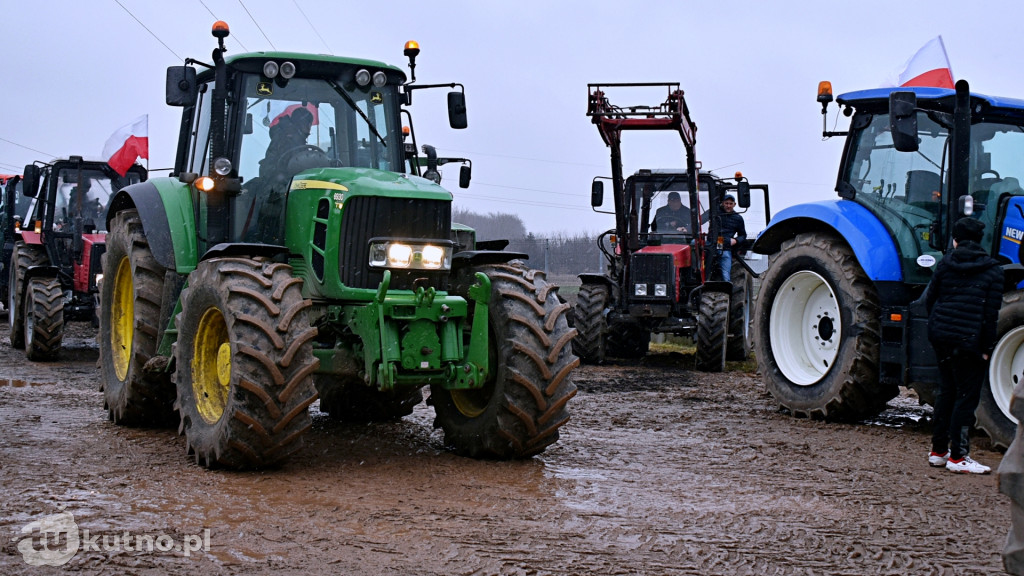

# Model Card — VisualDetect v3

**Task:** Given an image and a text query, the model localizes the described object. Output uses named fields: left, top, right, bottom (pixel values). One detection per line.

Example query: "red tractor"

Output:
left=573, top=83, right=769, bottom=370
left=9, top=157, right=146, bottom=359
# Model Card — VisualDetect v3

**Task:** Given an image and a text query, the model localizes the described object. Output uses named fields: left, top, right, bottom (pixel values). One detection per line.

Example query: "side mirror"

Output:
left=890, top=91, right=919, bottom=152
left=448, top=91, right=468, bottom=129
left=591, top=180, right=604, bottom=207
left=737, top=180, right=751, bottom=208
left=166, top=66, right=198, bottom=107
left=459, top=165, right=471, bottom=189
left=22, top=165, right=40, bottom=198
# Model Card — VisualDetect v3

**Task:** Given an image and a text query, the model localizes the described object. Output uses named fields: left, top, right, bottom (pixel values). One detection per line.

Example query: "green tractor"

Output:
left=99, top=22, right=578, bottom=468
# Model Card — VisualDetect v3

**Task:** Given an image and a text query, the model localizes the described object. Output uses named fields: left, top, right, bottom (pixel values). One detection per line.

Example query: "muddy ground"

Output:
left=0, top=322, right=1012, bottom=575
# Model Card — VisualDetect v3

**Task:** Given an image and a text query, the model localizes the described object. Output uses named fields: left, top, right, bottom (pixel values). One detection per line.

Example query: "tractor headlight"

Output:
left=634, top=283, right=647, bottom=296
left=355, top=69, right=371, bottom=87
left=372, top=71, right=387, bottom=87
left=369, top=240, right=453, bottom=271
left=280, top=61, right=296, bottom=79
left=263, top=61, right=280, bottom=78
left=654, top=283, right=667, bottom=297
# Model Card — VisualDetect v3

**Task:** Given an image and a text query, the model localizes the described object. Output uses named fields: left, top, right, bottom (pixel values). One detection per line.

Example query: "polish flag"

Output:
left=103, top=115, right=149, bottom=176
left=883, top=36, right=955, bottom=89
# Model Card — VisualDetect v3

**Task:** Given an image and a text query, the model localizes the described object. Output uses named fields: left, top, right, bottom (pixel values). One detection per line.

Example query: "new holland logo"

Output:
left=1004, top=226, right=1024, bottom=244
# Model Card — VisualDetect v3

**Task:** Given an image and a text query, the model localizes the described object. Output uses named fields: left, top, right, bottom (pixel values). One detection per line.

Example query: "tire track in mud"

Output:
left=0, top=329, right=1010, bottom=575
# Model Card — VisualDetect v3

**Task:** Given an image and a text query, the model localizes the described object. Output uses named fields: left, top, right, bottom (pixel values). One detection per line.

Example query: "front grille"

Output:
left=629, top=252, right=676, bottom=302
left=339, top=196, right=451, bottom=290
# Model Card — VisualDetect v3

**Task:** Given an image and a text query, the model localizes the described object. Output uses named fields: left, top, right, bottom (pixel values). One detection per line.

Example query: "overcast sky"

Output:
left=4, top=1, right=1024, bottom=236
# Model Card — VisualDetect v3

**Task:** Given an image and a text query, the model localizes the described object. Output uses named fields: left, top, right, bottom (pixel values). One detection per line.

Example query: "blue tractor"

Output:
left=752, top=79, right=1024, bottom=449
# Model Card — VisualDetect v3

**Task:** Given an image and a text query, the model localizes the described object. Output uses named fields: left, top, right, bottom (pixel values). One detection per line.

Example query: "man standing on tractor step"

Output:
left=715, top=194, right=746, bottom=281
left=924, top=217, right=1004, bottom=474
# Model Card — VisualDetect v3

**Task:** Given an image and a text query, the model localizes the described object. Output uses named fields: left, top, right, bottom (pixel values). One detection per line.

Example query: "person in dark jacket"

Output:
left=924, top=217, right=1004, bottom=474
left=715, top=194, right=746, bottom=281
left=653, top=191, right=693, bottom=234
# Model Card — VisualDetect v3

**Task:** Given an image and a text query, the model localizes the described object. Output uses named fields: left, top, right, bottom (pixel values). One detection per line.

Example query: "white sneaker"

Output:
left=945, top=456, right=991, bottom=474
left=928, top=451, right=949, bottom=467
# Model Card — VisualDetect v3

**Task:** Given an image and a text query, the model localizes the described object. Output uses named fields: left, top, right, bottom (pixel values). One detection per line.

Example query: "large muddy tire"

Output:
left=174, top=258, right=318, bottom=469
left=999, top=367, right=1024, bottom=574
left=432, top=262, right=578, bottom=459
left=24, top=277, right=63, bottom=361
left=981, top=290, right=1024, bottom=449
left=606, top=316, right=651, bottom=359
left=696, top=290, right=729, bottom=372
left=99, top=209, right=175, bottom=426
left=8, top=241, right=47, bottom=349
left=572, top=283, right=609, bottom=364
left=727, top=261, right=753, bottom=361
left=754, top=233, right=895, bottom=420
left=314, top=375, right=422, bottom=422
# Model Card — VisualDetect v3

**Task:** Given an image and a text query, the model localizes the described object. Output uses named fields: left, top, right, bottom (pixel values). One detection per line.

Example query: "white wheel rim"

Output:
left=769, top=270, right=841, bottom=386
left=990, top=325, right=1024, bottom=425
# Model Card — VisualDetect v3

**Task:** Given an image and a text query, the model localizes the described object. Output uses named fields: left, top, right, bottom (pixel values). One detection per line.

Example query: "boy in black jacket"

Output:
left=924, top=217, right=1004, bottom=474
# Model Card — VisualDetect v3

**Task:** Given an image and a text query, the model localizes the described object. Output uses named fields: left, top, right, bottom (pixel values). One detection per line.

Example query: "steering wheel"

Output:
left=275, top=144, right=336, bottom=174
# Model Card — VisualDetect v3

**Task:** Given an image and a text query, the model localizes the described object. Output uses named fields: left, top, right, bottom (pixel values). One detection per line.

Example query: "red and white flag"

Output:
left=103, top=115, right=149, bottom=176
left=883, top=36, right=955, bottom=89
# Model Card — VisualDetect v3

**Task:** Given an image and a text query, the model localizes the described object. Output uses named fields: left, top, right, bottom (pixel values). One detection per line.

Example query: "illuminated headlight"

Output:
left=213, top=157, right=232, bottom=176
left=355, top=69, right=371, bottom=87
left=372, top=71, right=387, bottom=87
left=634, top=283, right=648, bottom=296
left=263, top=61, right=279, bottom=78
left=369, top=241, right=452, bottom=270
left=280, top=61, right=296, bottom=79
left=654, top=284, right=667, bottom=297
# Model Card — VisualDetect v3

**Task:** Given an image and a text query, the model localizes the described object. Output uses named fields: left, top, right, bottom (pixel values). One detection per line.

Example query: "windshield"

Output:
left=844, top=112, right=948, bottom=284
left=237, top=75, right=402, bottom=185
left=633, top=175, right=710, bottom=244
left=50, top=167, right=141, bottom=232
left=970, top=122, right=1024, bottom=249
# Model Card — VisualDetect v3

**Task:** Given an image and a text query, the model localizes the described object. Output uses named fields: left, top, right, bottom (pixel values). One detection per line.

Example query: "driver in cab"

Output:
left=260, top=106, right=315, bottom=179
left=653, top=191, right=692, bottom=234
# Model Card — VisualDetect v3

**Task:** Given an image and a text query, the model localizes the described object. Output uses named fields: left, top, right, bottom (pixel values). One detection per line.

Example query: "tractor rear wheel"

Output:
left=727, top=261, right=753, bottom=361
left=8, top=241, right=47, bottom=349
left=24, top=277, right=63, bottom=361
left=174, top=257, right=318, bottom=469
left=754, top=232, right=895, bottom=420
left=99, top=209, right=174, bottom=426
left=696, top=290, right=729, bottom=372
left=432, top=262, right=578, bottom=459
left=315, top=376, right=422, bottom=422
left=572, top=283, right=609, bottom=364
left=979, top=290, right=1024, bottom=449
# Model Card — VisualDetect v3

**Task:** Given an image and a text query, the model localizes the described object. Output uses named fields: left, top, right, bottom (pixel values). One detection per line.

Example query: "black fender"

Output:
left=107, top=182, right=177, bottom=271
left=451, top=250, right=529, bottom=270
left=24, top=265, right=60, bottom=284
left=1005, top=263, right=1024, bottom=292
left=201, top=243, right=289, bottom=262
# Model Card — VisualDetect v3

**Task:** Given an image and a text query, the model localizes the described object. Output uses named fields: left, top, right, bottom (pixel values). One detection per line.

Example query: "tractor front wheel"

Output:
left=754, top=233, right=894, bottom=420
left=24, top=277, right=63, bottom=361
left=432, top=262, right=578, bottom=459
left=99, top=210, right=174, bottom=426
left=979, top=290, right=1024, bottom=449
left=8, top=241, right=47, bottom=349
left=695, top=290, right=729, bottom=372
left=572, top=282, right=609, bottom=364
left=174, top=257, right=318, bottom=469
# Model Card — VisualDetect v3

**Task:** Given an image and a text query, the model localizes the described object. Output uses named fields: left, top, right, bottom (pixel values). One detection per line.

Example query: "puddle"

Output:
left=0, top=379, right=53, bottom=388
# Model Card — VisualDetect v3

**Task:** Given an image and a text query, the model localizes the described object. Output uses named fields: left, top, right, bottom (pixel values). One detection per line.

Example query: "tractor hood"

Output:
left=289, top=166, right=453, bottom=202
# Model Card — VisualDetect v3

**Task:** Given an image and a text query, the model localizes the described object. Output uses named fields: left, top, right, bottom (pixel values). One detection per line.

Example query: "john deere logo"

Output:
left=256, top=82, right=273, bottom=96
left=371, top=92, right=383, bottom=104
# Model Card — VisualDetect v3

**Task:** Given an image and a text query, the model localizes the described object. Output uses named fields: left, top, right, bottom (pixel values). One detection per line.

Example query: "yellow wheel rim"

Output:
left=110, top=257, right=134, bottom=381
left=451, top=387, right=490, bottom=418
left=192, top=308, right=231, bottom=424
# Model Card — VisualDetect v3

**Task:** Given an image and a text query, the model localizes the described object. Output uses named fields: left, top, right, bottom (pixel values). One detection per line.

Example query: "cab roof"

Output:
left=837, top=86, right=1024, bottom=119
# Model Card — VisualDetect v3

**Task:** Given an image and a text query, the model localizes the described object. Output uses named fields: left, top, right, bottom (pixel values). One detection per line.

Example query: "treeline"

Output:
left=453, top=208, right=606, bottom=275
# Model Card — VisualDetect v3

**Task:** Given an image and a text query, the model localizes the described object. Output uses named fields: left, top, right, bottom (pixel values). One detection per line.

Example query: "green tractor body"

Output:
left=99, top=25, right=577, bottom=468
